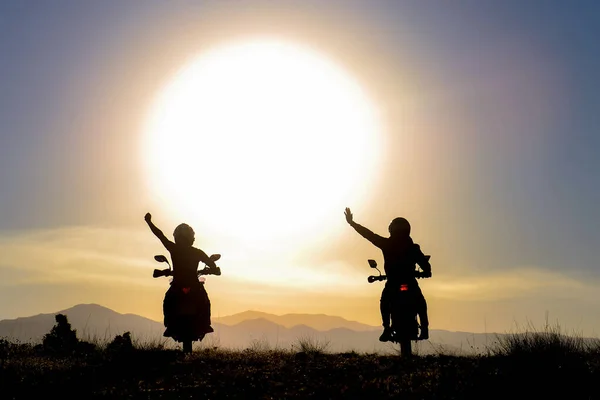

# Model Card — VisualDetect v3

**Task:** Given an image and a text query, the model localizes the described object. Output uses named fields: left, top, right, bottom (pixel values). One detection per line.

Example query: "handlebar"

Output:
left=152, top=266, right=221, bottom=279
left=199, top=266, right=221, bottom=276
left=153, top=268, right=171, bottom=278
left=367, top=270, right=431, bottom=283
left=152, top=253, right=221, bottom=279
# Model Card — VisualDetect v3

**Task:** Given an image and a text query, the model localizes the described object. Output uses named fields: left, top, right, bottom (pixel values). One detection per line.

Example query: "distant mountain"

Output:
left=0, top=304, right=165, bottom=344
left=213, top=310, right=379, bottom=332
left=0, top=303, right=510, bottom=355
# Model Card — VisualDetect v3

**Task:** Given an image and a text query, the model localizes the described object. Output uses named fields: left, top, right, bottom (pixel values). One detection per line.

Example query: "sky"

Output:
left=1, top=0, right=599, bottom=335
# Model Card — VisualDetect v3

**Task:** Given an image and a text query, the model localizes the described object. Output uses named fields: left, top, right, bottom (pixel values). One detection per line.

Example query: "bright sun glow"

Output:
left=144, top=39, right=382, bottom=246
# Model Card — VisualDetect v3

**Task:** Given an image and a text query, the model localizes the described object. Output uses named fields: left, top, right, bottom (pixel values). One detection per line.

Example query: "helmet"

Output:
left=173, top=223, right=195, bottom=246
left=388, top=217, right=411, bottom=237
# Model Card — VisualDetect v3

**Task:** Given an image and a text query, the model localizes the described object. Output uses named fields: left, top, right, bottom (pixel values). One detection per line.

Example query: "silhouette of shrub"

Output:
left=0, top=339, right=38, bottom=366
left=0, top=338, right=8, bottom=365
left=76, top=340, right=99, bottom=356
left=42, top=314, right=79, bottom=354
left=106, top=331, right=134, bottom=354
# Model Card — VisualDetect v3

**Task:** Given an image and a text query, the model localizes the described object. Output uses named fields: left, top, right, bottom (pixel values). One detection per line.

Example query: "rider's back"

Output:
left=381, top=236, right=427, bottom=283
left=169, top=245, right=204, bottom=285
left=346, top=216, right=429, bottom=283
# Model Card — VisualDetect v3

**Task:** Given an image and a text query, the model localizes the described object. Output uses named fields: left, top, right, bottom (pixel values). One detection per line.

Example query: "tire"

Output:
left=183, top=340, right=192, bottom=353
left=390, top=287, right=419, bottom=358
left=400, top=340, right=412, bottom=358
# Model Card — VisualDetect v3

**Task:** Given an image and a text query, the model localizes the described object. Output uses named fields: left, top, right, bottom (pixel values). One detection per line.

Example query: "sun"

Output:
left=143, top=39, right=382, bottom=247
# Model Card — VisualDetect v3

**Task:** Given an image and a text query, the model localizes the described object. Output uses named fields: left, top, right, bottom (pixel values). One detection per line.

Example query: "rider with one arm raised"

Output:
left=144, top=212, right=220, bottom=338
left=344, top=207, right=431, bottom=341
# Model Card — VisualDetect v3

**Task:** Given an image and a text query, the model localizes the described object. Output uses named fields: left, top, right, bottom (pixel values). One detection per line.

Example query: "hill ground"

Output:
left=2, top=315, right=600, bottom=399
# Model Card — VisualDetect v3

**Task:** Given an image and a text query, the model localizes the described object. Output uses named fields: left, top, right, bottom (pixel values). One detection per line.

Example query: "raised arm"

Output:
left=144, top=213, right=174, bottom=251
left=344, top=208, right=386, bottom=249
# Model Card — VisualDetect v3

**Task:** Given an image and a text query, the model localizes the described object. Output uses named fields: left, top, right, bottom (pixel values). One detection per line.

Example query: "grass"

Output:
left=293, top=334, right=331, bottom=355
left=2, top=319, right=600, bottom=399
left=491, top=318, right=594, bottom=356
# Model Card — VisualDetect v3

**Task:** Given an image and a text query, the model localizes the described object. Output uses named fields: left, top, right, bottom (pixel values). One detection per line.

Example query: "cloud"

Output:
left=425, top=267, right=599, bottom=302
left=0, top=225, right=376, bottom=322
left=0, top=226, right=157, bottom=287
left=0, top=225, right=368, bottom=293
left=3, top=226, right=597, bottom=300
left=2, top=225, right=598, bottom=333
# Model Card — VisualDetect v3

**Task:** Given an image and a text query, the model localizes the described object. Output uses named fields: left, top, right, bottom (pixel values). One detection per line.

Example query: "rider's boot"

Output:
left=379, top=326, right=393, bottom=342
left=163, top=317, right=170, bottom=337
left=416, top=295, right=429, bottom=340
left=418, top=325, right=429, bottom=340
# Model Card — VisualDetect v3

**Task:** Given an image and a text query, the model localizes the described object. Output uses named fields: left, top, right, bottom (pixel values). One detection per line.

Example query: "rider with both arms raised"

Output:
left=344, top=207, right=431, bottom=342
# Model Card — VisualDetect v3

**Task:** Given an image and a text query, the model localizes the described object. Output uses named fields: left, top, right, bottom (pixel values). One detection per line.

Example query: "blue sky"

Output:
left=0, top=0, right=599, bottom=332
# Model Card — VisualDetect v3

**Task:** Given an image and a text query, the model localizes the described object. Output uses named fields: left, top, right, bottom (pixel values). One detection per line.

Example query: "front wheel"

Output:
left=183, top=340, right=192, bottom=353
left=400, top=339, right=412, bottom=358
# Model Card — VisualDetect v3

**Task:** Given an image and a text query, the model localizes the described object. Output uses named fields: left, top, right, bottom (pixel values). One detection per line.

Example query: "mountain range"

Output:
left=0, top=303, right=509, bottom=355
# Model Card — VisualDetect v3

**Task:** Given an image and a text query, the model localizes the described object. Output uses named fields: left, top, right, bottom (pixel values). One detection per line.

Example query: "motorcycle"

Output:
left=367, top=256, right=430, bottom=358
left=153, top=253, right=221, bottom=353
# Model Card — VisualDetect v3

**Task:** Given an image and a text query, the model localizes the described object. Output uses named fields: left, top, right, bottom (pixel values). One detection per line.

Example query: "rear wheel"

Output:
left=400, top=340, right=412, bottom=358
left=183, top=340, right=192, bottom=353
left=391, top=297, right=418, bottom=358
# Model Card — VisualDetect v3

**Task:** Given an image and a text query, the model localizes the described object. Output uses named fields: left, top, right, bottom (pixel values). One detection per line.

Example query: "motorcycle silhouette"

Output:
left=367, top=257, right=430, bottom=357
left=153, top=253, right=221, bottom=353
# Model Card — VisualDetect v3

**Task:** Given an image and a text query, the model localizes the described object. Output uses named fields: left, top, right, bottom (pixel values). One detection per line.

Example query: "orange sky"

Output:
left=1, top=1, right=600, bottom=337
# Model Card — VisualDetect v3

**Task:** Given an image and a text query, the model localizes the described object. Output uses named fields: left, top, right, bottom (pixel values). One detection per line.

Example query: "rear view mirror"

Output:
left=154, top=255, right=169, bottom=263
left=368, top=259, right=377, bottom=268
left=209, top=254, right=221, bottom=262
